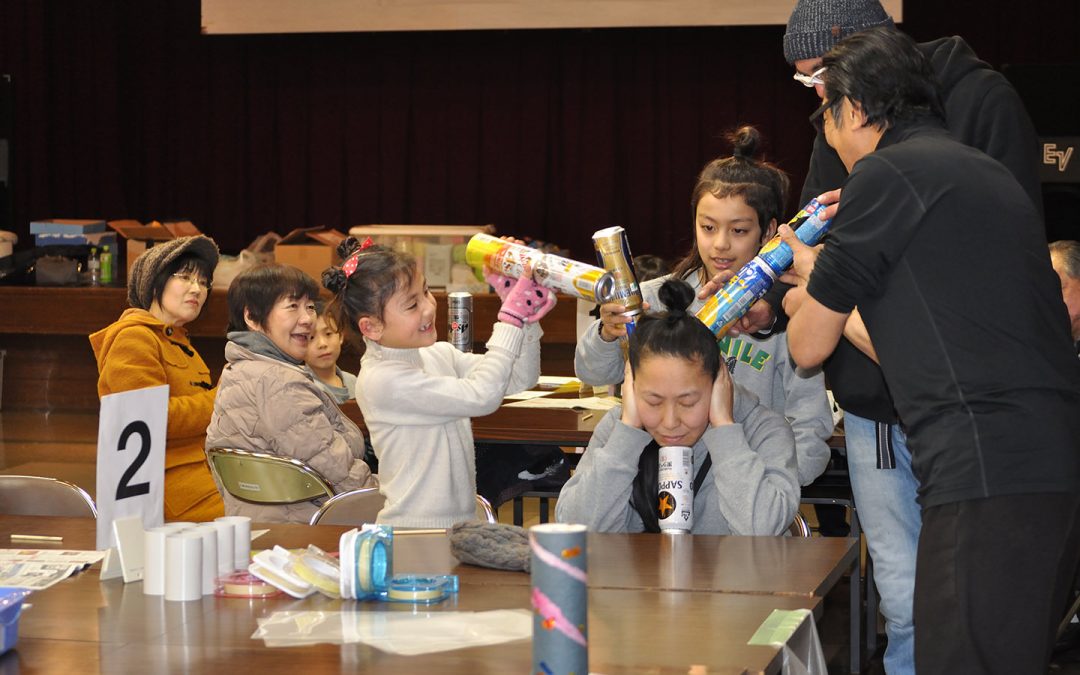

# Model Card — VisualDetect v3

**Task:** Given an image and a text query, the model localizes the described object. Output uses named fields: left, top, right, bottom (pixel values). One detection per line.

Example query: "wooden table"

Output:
left=0, top=516, right=835, bottom=674
left=0, top=286, right=581, bottom=412
left=341, top=398, right=601, bottom=448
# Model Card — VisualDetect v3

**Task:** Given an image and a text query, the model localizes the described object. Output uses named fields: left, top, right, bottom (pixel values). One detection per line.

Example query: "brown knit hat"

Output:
left=127, top=235, right=220, bottom=309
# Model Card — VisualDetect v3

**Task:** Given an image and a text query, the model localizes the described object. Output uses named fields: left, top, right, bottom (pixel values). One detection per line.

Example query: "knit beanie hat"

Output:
left=783, top=0, right=894, bottom=64
left=127, top=235, right=219, bottom=309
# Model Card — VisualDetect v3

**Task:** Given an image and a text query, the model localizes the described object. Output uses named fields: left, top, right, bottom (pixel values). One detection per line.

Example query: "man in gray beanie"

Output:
left=776, top=2, right=1044, bottom=674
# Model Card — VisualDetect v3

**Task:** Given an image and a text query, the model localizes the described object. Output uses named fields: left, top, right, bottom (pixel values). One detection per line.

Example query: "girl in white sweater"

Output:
left=323, top=236, right=557, bottom=528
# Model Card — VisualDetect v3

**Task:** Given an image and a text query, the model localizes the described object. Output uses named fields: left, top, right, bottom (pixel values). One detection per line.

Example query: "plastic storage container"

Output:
left=0, top=588, right=31, bottom=654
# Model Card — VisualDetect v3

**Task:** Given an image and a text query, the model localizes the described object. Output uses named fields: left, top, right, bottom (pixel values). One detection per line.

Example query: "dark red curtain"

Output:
left=1, top=0, right=1078, bottom=260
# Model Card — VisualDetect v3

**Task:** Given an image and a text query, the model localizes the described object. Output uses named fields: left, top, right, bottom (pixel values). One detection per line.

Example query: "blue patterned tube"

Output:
left=530, top=523, right=588, bottom=675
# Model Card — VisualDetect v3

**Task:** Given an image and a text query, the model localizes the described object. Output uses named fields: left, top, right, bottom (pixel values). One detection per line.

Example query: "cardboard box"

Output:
left=347, top=224, right=494, bottom=290
left=29, top=219, right=107, bottom=235
left=108, top=220, right=202, bottom=276
left=274, top=227, right=348, bottom=283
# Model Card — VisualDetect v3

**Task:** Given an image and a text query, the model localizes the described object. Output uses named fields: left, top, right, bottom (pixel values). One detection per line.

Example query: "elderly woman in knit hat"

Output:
left=89, top=235, right=224, bottom=521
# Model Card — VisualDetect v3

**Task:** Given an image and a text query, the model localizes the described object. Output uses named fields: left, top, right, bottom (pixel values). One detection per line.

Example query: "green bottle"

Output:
left=100, top=245, right=113, bottom=285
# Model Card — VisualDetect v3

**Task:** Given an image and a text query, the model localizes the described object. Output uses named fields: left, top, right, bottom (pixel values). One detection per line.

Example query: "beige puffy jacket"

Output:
left=206, top=341, right=376, bottom=524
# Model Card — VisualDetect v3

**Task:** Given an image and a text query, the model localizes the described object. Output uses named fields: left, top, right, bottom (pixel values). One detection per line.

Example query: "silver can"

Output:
left=658, top=445, right=693, bottom=533
left=448, top=292, right=473, bottom=352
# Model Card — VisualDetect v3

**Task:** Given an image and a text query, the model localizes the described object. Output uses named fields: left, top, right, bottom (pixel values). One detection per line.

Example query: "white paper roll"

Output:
left=214, top=516, right=252, bottom=570
left=189, top=525, right=220, bottom=595
left=209, top=521, right=236, bottom=575
left=143, top=526, right=176, bottom=596
left=165, top=531, right=203, bottom=602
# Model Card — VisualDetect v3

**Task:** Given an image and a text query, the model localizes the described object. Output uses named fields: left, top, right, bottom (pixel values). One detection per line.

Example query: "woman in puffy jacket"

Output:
left=205, top=263, right=376, bottom=523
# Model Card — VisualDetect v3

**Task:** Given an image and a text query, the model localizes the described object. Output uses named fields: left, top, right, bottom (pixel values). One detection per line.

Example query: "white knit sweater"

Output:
left=355, top=322, right=542, bottom=527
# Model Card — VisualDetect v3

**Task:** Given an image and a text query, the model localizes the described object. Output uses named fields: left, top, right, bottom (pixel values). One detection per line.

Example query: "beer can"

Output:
left=592, top=226, right=644, bottom=334
left=696, top=258, right=776, bottom=337
left=658, top=445, right=694, bottom=533
left=465, top=233, right=615, bottom=304
left=448, top=292, right=473, bottom=352
left=696, top=200, right=832, bottom=338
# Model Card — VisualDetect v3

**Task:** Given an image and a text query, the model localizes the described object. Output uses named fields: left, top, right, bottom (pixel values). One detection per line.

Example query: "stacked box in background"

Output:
left=107, top=219, right=203, bottom=277
left=347, top=225, right=493, bottom=292
left=273, top=227, right=348, bottom=283
left=30, top=219, right=116, bottom=285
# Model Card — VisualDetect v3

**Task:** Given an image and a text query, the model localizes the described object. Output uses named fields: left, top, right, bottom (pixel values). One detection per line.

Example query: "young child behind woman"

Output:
left=574, top=126, right=833, bottom=487
left=557, top=279, right=799, bottom=534
left=205, top=264, right=376, bottom=523
left=305, top=301, right=357, bottom=405
left=323, top=236, right=557, bottom=528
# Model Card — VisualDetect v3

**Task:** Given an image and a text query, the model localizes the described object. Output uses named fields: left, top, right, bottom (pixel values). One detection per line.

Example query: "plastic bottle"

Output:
left=88, top=247, right=101, bottom=286
left=100, top=245, right=113, bottom=285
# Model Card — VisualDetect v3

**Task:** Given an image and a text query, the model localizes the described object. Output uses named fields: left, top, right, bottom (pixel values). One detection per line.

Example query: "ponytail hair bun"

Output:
left=656, top=278, right=695, bottom=320
left=627, top=278, right=720, bottom=381
left=728, top=126, right=761, bottom=160
left=322, top=266, right=348, bottom=294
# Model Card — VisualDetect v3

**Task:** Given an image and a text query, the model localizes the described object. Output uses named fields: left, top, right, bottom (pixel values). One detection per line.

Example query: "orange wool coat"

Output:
left=89, top=308, right=224, bottom=521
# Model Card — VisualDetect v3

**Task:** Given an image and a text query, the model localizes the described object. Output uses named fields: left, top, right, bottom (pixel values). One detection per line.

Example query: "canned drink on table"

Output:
left=465, top=233, right=615, bottom=304
left=592, top=226, right=644, bottom=335
left=658, top=446, right=694, bottom=533
left=696, top=199, right=832, bottom=338
left=448, top=292, right=473, bottom=352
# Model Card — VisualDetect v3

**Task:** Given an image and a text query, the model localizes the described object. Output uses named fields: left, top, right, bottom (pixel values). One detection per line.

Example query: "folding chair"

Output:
left=309, top=488, right=498, bottom=526
left=206, top=447, right=334, bottom=505
left=789, top=511, right=813, bottom=538
left=0, top=475, right=97, bottom=518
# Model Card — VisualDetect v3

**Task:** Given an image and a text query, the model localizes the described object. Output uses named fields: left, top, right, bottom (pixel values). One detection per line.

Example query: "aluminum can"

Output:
left=465, top=233, right=615, bottom=303
left=592, top=226, right=644, bottom=335
left=658, top=445, right=694, bottom=533
left=448, top=292, right=473, bottom=352
left=696, top=200, right=832, bottom=338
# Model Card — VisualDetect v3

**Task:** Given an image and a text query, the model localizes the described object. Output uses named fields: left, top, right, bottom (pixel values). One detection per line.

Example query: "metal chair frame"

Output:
left=310, top=488, right=498, bottom=526
left=0, top=475, right=98, bottom=518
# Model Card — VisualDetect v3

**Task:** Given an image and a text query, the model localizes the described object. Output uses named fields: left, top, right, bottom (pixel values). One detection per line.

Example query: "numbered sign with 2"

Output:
left=96, top=384, right=168, bottom=550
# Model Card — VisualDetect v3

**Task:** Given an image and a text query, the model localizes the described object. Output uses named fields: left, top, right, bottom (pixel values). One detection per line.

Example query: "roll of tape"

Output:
left=294, top=556, right=340, bottom=597
left=352, top=533, right=390, bottom=597
left=387, top=575, right=448, bottom=603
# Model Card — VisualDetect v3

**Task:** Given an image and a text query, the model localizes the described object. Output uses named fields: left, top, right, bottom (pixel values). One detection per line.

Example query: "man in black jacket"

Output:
left=779, top=2, right=1045, bottom=672
left=782, top=27, right=1080, bottom=674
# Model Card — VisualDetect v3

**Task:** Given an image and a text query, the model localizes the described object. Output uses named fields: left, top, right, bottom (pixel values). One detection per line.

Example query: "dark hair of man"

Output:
left=671, top=126, right=789, bottom=282
left=821, top=26, right=943, bottom=131
left=627, top=279, right=721, bottom=532
left=1050, top=240, right=1080, bottom=280
left=321, top=237, right=417, bottom=343
left=226, top=263, right=320, bottom=333
left=148, top=252, right=215, bottom=316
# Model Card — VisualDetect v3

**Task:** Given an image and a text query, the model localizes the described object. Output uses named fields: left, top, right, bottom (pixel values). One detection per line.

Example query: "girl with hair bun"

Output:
left=323, top=236, right=557, bottom=528
left=556, top=279, right=799, bottom=534
left=575, top=126, right=834, bottom=488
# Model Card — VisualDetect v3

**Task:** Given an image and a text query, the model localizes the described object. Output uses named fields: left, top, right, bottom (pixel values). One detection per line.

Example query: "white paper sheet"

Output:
left=252, top=609, right=532, bottom=654
left=503, top=396, right=619, bottom=411
left=503, top=390, right=552, bottom=401
left=0, top=561, right=81, bottom=590
left=0, top=550, right=106, bottom=567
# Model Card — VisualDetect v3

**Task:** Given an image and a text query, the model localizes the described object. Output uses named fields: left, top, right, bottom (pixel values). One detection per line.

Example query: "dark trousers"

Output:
left=915, top=491, right=1080, bottom=674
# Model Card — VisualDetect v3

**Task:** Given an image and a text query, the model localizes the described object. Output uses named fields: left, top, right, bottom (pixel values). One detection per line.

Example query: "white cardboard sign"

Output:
left=95, top=385, right=168, bottom=551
